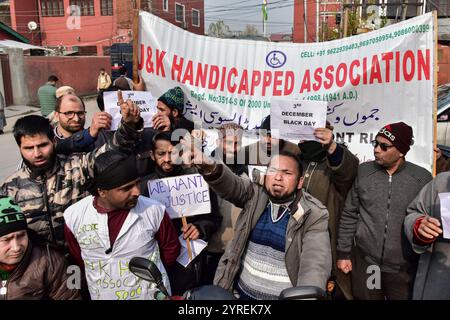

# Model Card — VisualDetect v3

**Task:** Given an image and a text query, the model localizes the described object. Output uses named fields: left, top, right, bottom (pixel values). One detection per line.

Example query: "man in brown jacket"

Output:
left=0, top=196, right=80, bottom=300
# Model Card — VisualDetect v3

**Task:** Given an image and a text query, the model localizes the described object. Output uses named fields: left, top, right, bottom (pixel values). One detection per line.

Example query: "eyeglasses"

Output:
left=58, top=111, right=87, bottom=119
left=371, top=140, right=395, bottom=151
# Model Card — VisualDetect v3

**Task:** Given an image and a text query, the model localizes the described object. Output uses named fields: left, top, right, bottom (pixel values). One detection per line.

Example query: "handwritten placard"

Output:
left=104, top=91, right=157, bottom=130
left=147, top=174, right=211, bottom=219
left=270, top=98, right=327, bottom=142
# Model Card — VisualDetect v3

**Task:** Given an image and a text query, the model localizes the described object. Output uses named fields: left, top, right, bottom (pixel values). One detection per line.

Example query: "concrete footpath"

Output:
left=0, top=97, right=99, bottom=182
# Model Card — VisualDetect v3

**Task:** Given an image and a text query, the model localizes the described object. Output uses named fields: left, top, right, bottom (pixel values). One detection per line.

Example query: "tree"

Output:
left=242, top=25, right=260, bottom=36
left=208, top=20, right=232, bottom=38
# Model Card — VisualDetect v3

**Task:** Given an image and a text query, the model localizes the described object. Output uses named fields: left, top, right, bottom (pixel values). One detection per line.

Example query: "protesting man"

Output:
left=140, top=131, right=221, bottom=295
left=53, top=94, right=112, bottom=155
left=64, top=151, right=180, bottom=300
left=0, top=196, right=80, bottom=300
left=403, top=171, right=450, bottom=299
left=0, top=92, right=143, bottom=248
left=247, top=117, right=359, bottom=299
left=152, top=86, right=194, bottom=133
left=337, top=122, right=432, bottom=300
left=202, top=123, right=250, bottom=284
left=174, top=135, right=331, bottom=299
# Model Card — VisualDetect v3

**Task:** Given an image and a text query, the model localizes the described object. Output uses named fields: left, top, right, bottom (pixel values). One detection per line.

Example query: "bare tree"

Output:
left=208, top=20, right=232, bottom=38
left=242, top=25, right=260, bottom=36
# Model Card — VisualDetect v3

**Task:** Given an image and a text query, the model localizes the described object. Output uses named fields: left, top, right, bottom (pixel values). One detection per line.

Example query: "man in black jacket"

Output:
left=140, top=131, right=221, bottom=295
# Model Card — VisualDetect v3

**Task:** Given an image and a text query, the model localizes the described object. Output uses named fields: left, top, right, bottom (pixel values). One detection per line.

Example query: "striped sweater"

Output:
left=236, top=202, right=292, bottom=300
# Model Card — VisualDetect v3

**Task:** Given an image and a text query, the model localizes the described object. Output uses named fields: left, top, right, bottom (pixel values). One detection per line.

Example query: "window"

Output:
left=41, top=0, right=64, bottom=17
left=192, top=9, right=200, bottom=27
left=175, top=3, right=185, bottom=23
left=101, top=0, right=113, bottom=16
left=69, top=0, right=95, bottom=16
left=163, top=0, right=168, bottom=12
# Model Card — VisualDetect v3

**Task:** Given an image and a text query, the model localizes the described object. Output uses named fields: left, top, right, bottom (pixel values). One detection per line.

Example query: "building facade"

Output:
left=9, top=0, right=204, bottom=55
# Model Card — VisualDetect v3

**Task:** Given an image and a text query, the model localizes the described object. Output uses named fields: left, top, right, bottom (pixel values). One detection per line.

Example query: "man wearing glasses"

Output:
left=336, top=122, right=432, bottom=300
left=0, top=93, right=143, bottom=249
left=53, top=94, right=112, bottom=155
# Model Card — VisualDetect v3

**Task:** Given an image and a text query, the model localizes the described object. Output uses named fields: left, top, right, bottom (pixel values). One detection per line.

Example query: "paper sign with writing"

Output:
left=147, top=174, right=211, bottom=219
left=270, top=98, right=327, bottom=142
left=439, top=192, right=450, bottom=240
left=103, top=91, right=157, bottom=130
left=176, top=235, right=208, bottom=267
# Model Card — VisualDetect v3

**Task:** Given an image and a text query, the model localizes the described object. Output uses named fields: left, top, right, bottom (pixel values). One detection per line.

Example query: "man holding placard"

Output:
left=0, top=91, right=144, bottom=249
left=173, top=135, right=331, bottom=300
left=64, top=150, right=180, bottom=300
left=140, top=132, right=221, bottom=295
left=403, top=171, right=450, bottom=299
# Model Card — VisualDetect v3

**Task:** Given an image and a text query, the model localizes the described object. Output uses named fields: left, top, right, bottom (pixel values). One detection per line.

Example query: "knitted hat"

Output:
left=376, top=122, right=413, bottom=155
left=0, top=196, right=27, bottom=238
left=158, top=87, right=185, bottom=112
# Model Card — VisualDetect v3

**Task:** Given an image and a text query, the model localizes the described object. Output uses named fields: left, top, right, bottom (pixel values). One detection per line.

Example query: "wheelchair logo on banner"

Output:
left=266, top=50, right=287, bottom=68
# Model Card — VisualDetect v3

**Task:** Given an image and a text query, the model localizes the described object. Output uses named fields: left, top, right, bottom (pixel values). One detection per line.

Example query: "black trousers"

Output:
left=351, top=246, right=414, bottom=300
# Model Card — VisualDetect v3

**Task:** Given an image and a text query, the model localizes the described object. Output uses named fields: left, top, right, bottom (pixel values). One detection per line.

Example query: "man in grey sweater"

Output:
left=336, top=122, right=432, bottom=300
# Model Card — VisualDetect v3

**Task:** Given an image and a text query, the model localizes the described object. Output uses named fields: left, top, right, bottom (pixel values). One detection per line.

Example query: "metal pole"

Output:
left=422, top=0, right=427, bottom=15
left=401, top=0, right=409, bottom=21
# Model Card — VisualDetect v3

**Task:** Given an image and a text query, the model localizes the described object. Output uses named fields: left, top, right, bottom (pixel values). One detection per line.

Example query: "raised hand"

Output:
left=89, top=112, right=112, bottom=137
left=314, top=127, right=337, bottom=154
left=118, top=90, right=140, bottom=124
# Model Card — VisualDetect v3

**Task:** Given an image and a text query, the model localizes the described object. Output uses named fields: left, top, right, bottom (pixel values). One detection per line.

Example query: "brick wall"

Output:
left=438, top=44, right=450, bottom=85
left=24, top=55, right=111, bottom=104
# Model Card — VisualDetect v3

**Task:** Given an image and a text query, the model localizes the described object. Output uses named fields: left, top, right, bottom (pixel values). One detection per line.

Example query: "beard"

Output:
left=267, top=188, right=297, bottom=204
left=61, top=122, right=83, bottom=134
left=23, top=149, right=56, bottom=176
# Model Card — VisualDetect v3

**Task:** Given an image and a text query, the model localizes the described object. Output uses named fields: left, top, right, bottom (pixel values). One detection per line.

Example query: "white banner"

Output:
left=139, top=12, right=435, bottom=171
left=103, top=90, right=157, bottom=130
left=147, top=174, right=211, bottom=219
left=270, top=98, right=327, bottom=141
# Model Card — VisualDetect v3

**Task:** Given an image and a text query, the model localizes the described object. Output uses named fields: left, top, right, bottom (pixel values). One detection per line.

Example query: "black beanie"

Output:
left=0, top=196, right=27, bottom=238
left=376, top=122, right=413, bottom=155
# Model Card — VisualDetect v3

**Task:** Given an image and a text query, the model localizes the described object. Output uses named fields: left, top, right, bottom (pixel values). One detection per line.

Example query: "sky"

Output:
left=204, top=0, right=295, bottom=35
